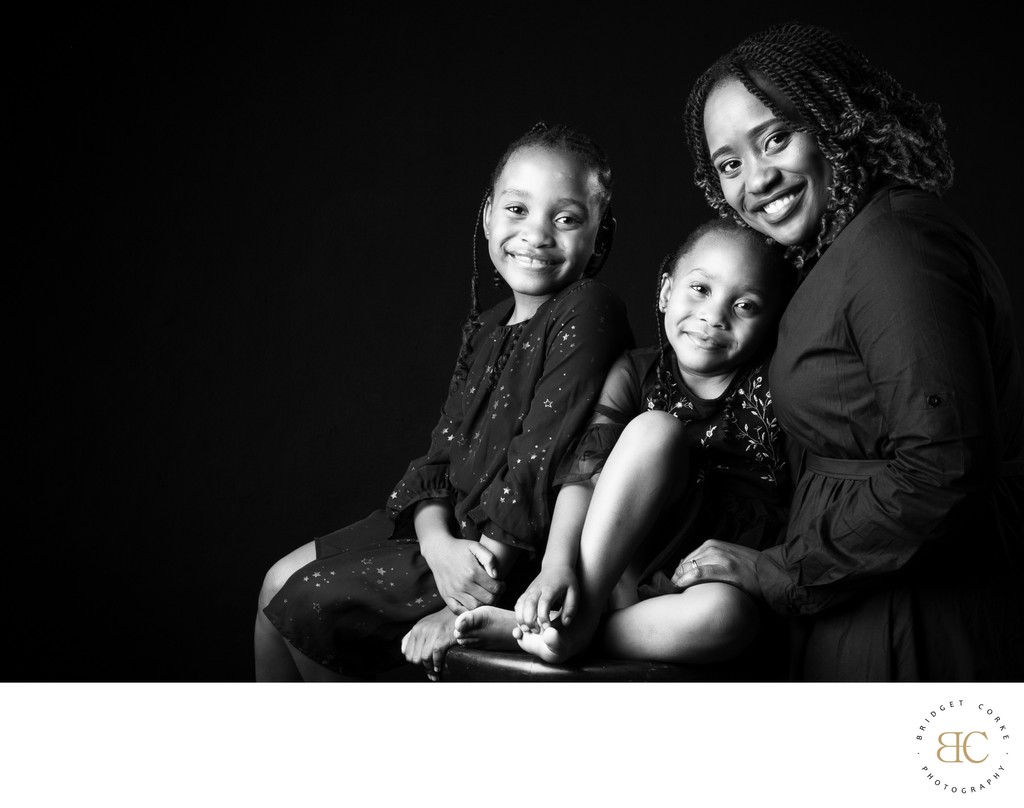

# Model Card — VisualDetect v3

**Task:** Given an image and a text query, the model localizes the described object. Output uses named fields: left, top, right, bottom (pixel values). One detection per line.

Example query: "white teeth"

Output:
left=763, top=193, right=797, bottom=215
left=509, top=253, right=552, bottom=268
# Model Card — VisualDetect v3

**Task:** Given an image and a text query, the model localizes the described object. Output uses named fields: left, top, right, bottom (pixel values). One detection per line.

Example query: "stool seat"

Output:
left=441, top=646, right=743, bottom=682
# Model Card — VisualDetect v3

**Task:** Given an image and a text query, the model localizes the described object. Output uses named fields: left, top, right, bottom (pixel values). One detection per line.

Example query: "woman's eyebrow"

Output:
left=708, top=118, right=785, bottom=164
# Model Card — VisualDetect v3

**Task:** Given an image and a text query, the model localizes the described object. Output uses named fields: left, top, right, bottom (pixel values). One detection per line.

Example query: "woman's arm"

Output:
left=759, top=208, right=1001, bottom=614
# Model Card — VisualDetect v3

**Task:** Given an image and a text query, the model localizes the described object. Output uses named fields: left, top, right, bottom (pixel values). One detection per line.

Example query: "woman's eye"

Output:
left=717, top=158, right=740, bottom=175
left=764, top=131, right=790, bottom=152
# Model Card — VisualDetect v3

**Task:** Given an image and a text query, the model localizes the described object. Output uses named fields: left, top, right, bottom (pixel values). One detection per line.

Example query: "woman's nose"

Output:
left=746, top=155, right=782, bottom=194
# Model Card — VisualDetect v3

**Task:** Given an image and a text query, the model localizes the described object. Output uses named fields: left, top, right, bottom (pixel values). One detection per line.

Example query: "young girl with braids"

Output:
left=677, top=22, right=1024, bottom=680
left=254, top=122, right=633, bottom=681
left=456, top=217, right=794, bottom=673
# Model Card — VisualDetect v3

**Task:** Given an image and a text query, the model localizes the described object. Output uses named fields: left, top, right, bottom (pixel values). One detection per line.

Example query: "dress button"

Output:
left=927, top=394, right=942, bottom=407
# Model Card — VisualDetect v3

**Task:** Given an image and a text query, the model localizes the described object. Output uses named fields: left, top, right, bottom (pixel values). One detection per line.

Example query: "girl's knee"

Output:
left=259, top=541, right=317, bottom=609
left=689, top=583, right=759, bottom=654
left=622, top=411, right=688, bottom=456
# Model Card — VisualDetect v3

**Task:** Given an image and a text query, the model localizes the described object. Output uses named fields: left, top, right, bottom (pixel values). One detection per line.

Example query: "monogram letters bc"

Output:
left=914, top=700, right=1012, bottom=796
left=936, top=731, right=988, bottom=764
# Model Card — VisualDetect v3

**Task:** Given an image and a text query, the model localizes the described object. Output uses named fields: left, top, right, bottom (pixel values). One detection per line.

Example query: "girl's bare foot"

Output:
left=513, top=612, right=599, bottom=664
left=453, top=606, right=520, bottom=651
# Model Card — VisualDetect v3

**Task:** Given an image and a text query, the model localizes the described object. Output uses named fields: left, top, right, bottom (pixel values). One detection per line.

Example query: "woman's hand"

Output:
left=515, top=564, right=578, bottom=633
left=672, top=540, right=764, bottom=602
left=401, top=609, right=458, bottom=682
left=419, top=532, right=505, bottom=614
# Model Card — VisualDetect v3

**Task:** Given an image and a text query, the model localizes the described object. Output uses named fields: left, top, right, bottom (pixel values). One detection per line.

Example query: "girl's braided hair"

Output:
left=450, top=121, right=616, bottom=393
left=682, top=21, right=954, bottom=270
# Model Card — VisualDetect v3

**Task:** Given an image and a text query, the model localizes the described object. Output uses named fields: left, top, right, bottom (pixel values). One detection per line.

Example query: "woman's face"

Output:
left=703, top=78, right=832, bottom=247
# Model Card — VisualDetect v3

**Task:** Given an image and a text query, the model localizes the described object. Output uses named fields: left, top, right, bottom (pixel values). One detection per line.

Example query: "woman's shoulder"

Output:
left=825, top=184, right=983, bottom=281
left=848, top=184, right=968, bottom=245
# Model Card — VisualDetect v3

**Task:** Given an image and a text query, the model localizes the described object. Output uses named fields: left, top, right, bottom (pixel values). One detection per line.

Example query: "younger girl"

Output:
left=255, top=122, right=634, bottom=681
left=473, top=218, right=794, bottom=672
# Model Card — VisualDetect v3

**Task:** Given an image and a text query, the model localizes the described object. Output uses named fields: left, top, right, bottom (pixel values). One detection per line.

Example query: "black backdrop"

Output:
left=15, top=7, right=1022, bottom=682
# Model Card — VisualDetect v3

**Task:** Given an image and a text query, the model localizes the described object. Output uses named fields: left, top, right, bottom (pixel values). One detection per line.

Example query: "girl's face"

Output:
left=659, top=232, right=782, bottom=386
left=483, top=147, right=603, bottom=314
left=703, top=77, right=832, bottom=248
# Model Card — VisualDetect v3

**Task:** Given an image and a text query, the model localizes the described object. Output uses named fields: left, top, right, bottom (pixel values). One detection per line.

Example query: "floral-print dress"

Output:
left=263, top=278, right=633, bottom=677
left=556, top=345, right=791, bottom=598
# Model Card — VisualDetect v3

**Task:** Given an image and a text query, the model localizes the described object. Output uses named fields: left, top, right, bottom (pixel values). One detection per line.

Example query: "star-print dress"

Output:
left=263, top=278, right=634, bottom=677
left=556, top=345, right=791, bottom=596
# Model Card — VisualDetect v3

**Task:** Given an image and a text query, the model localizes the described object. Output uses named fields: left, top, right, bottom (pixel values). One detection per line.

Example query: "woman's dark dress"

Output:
left=764, top=185, right=1024, bottom=681
left=263, top=279, right=633, bottom=676
left=558, top=346, right=791, bottom=594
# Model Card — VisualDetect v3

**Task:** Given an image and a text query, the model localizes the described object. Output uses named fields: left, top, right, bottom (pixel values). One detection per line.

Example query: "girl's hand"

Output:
left=419, top=533, right=505, bottom=614
left=515, top=564, right=578, bottom=633
left=401, top=609, right=458, bottom=681
left=672, top=540, right=764, bottom=601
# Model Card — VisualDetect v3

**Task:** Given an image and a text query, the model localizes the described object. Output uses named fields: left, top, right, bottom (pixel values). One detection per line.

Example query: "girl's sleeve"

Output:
left=466, top=283, right=634, bottom=554
left=756, top=213, right=999, bottom=615
left=553, top=354, right=641, bottom=485
left=385, top=367, right=467, bottom=523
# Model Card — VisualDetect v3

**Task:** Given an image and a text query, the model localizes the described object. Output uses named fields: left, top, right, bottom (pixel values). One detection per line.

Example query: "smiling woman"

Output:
left=675, top=21, right=1024, bottom=682
left=702, top=78, right=833, bottom=249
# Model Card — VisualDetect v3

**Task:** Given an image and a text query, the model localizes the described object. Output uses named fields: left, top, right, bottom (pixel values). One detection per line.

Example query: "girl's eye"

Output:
left=555, top=214, right=582, bottom=227
left=505, top=204, right=527, bottom=216
left=690, top=283, right=709, bottom=295
left=735, top=300, right=762, bottom=316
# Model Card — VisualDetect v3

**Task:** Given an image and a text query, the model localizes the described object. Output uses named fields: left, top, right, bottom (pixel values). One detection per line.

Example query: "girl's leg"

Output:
left=598, top=582, right=760, bottom=664
left=518, top=411, right=690, bottom=663
left=255, top=541, right=354, bottom=682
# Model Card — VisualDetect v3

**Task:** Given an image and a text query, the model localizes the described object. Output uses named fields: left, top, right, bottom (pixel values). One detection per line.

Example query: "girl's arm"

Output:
left=514, top=477, right=595, bottom=631
left=514, top=352, right=639, bottom=630
left=464, top=281, right=633, bottom=555
left=414, top=499, right=505, bottom=614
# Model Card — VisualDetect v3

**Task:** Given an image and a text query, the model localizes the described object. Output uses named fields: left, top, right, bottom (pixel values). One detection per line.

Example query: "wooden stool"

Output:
left=441, top=646, right=745, bottom=682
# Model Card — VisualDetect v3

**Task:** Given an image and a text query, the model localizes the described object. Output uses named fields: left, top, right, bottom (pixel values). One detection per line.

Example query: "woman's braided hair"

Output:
left=450, top=121, right=616, bottom=393
left=682, top=22, right=954, bottom=269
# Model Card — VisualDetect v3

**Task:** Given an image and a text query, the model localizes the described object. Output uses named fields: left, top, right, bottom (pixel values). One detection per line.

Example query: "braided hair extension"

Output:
left=650, top=218, right=793, bottom=411
left=682, top=22, right=954, bottom=271
left=450, top=121, right=616, bottom=393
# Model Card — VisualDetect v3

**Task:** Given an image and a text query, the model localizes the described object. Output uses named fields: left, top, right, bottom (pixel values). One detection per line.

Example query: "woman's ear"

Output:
left=658, top=273, right=673, bottom=312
